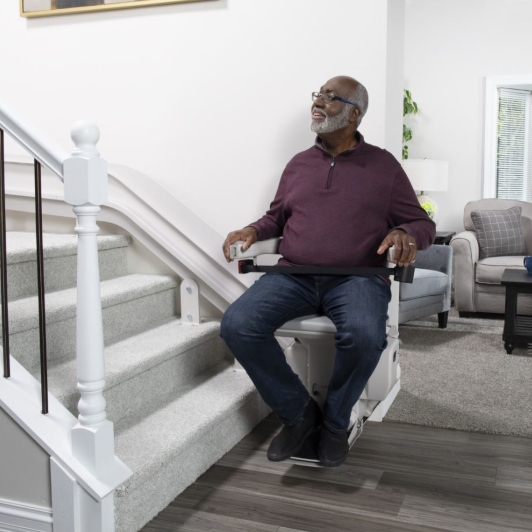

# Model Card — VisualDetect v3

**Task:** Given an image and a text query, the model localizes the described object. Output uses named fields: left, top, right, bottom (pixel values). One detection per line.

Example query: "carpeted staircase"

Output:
left=2, top=231, right=270, bottom=532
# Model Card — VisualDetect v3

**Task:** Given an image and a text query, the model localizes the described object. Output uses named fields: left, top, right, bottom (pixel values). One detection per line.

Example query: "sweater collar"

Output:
left=314, top=130, right=365, bottom=155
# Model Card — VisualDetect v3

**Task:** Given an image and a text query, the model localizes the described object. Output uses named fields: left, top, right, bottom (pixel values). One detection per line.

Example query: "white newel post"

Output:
left=63, top=122, right=114, bottom=479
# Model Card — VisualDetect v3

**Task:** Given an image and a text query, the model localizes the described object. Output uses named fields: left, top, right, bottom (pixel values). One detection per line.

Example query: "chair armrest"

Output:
left=451, top=230, right=479, bottom=263
left=410, top=244, right=453, bottom=313
left=414, top=244, right=453, bottom=275
left=230, top=238, right=282, bottom=260
left=450, top=230, right=479, bottom=313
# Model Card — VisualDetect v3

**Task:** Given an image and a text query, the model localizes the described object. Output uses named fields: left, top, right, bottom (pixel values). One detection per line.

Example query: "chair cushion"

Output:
left=475, top=256, right=525, bottom=285
left=470, top=206, right=526, bottom=259
left=278, top=315, right=336, bottom=334
left=399, top=268, right=448, bottom=301
left=400, top=294, right=444, bottom=312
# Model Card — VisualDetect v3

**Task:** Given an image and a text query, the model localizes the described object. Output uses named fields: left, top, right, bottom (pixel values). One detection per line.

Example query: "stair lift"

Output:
left=230, top=238, right=411, bottom=466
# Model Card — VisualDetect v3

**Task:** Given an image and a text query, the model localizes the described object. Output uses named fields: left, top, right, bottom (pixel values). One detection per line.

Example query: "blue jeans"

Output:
left=220, top=274, right=391, bottom=432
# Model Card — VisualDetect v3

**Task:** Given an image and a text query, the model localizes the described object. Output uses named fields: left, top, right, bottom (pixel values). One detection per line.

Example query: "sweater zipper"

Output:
left=326, top=158, right=336, bottom=189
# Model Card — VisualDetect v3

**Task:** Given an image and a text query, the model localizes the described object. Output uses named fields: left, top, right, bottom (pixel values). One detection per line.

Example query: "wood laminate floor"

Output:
left=140, top=415, right=532, bottom=532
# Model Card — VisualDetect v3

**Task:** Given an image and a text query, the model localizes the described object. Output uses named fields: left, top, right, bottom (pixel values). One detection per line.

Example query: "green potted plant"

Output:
left=402, top=90, right=438, bottom=220
left=403, top=89, right=418, bottom=160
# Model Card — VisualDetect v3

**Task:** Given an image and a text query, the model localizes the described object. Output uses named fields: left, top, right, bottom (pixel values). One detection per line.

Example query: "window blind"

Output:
left=496, top=88, right=532, bottom=201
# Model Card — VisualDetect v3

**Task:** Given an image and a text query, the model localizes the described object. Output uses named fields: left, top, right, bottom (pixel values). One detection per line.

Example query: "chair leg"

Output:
left=438, top=311, right=449, bottom=329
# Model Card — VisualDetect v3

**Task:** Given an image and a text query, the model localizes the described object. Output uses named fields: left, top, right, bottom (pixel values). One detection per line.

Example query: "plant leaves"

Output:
left=403, top=88, right=419, bottom=159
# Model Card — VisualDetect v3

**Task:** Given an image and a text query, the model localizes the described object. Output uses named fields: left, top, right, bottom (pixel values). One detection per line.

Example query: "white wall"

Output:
left=0, top=408, right=52, bottom=507
left=404, top=0, right=532, bottom=232
left=385, top=0, right=406, bottom=159
left=0, top=0, right=403, bottom=240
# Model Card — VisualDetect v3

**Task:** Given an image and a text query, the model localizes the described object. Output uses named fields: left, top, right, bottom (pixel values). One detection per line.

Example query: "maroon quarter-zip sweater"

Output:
left=248, top=132, right=436, bottom=269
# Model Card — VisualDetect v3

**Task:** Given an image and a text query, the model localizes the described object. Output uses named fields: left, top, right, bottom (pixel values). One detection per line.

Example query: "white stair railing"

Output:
left=0, top=99, right=131, bottom=532
left=64, top=122, right=117, bottom=479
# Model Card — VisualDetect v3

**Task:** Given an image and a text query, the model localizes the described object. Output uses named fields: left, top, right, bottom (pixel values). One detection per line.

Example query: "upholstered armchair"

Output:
left=451, top=199, right=532, bottom=316
left=399, top=244, right=453, bottom=328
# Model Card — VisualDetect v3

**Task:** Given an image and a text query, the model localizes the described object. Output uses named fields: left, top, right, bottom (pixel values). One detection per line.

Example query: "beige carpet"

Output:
left=385, top=310, right=532, bottom=438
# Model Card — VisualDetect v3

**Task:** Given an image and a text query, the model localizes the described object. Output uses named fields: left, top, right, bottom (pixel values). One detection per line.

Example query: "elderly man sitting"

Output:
left=221, top=75, right=435, bottom=467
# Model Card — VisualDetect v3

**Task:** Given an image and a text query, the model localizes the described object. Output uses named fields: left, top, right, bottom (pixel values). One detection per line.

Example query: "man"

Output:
left=221, top=76, right=435, bottom=467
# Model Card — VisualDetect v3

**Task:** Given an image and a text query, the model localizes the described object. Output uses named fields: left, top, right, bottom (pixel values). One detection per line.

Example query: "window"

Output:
left=496, top=88, right=532, bottom=200
left=483, top=76, right=532, bottom=199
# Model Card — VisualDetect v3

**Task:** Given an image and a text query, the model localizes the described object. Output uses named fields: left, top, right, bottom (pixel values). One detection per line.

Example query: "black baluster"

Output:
left=34, top=160, right=48, bottom=414
left=0, top=129, right=9, bottom=379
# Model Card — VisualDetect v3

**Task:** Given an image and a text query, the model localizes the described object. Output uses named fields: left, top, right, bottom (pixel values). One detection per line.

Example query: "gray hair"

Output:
left=348, top=82, right=369, bottom=127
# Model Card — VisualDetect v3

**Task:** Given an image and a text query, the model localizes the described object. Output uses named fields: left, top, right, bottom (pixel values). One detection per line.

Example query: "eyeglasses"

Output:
left=312, top=92, right=358, bottom=107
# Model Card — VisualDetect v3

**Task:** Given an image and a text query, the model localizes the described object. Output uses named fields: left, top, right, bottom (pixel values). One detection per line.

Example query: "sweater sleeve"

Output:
left=388, top=164, right=436, bottom=250
left=247, top=168, right=289, bottom=241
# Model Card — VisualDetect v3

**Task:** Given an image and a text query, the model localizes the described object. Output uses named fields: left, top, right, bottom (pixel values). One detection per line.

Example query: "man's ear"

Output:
left=349, top=107, right=360, bottom=124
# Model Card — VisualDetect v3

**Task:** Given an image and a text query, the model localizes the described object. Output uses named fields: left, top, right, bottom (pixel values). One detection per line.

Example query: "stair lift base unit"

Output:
left=230, top=239, right=404, bottom=466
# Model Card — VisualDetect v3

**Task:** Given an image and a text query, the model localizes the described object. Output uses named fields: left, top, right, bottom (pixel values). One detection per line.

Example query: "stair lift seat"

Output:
left=230, top=238, right=406, bottom=465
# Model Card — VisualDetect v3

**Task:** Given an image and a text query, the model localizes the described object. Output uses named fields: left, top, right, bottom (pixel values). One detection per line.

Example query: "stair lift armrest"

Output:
left=232, top=242, right=412, bottom=281
left=231, top=239, right=397, bottom=266
left=231, top=239, right=403, bottom=330
left=229, top=238, right=282, bottom=262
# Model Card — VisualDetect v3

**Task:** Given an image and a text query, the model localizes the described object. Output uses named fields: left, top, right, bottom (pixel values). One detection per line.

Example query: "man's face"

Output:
left=310, top=79, right=355, bottom=134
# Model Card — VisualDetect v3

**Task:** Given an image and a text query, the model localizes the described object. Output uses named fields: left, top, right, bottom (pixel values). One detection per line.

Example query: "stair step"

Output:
left=3, top=274, right=179, bottom=373
left=3, top=231, right=270, bottom=532
left=46, top=318, right=229, bottom=423
left=5, top=232, right=131, bottom=300
left=114, top=365, right=270, bottom=532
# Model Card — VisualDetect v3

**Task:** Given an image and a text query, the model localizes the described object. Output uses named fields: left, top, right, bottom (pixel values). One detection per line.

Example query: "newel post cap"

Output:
left=71, top=121, right=100, bottom=158
left=63, top=120, right=108, bottom=206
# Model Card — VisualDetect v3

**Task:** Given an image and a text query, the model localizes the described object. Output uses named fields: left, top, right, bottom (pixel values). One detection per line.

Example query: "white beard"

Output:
left=310, top=104, right=352, bottom=134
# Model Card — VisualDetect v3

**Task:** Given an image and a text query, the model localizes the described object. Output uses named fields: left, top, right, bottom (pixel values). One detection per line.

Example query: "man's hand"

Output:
left=222, top=226, right=259, bottom=262
left=377, top=229, right=417, bottom=267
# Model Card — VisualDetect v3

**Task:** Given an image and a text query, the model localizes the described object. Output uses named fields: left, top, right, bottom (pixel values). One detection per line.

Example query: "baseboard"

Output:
left=0, top=499, right=52, bottom=532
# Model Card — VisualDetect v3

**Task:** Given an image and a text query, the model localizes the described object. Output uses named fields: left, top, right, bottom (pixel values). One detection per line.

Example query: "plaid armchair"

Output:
left=451, top=199, right=532, bottom=315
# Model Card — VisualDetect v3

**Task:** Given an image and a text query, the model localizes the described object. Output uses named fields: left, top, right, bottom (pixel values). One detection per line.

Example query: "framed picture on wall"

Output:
left=20, top=0, right=216, bottom=18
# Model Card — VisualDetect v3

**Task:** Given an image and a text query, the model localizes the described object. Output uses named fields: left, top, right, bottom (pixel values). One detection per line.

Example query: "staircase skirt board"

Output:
left=1, top=231, right=271, bottom=532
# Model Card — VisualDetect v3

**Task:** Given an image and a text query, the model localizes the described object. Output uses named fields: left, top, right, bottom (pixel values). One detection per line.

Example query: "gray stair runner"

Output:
left=1, top=231, right=269, bottom=532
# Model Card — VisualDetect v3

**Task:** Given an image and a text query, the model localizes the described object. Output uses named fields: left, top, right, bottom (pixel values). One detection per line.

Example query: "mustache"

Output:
left=312, top=107, right=327, bottom=118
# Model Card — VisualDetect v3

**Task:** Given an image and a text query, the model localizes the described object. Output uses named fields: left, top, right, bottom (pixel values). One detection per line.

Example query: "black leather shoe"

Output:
left=267, top=399, right=322, bottom=462
left=318, top=426, right=349, bottom=467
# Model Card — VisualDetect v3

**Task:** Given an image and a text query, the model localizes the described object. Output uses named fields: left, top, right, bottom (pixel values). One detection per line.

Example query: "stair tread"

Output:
left=4, top=230, right=267, bottom=532
left=4, top=273, right=178, bottom=334
left=45, top=318, right=222, bottom=400
left=6, top=232, right=131, bottom=264
left=6, top=232, right=266, bottom=531
left=114, top=366, right=256, bottom=484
